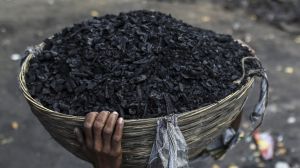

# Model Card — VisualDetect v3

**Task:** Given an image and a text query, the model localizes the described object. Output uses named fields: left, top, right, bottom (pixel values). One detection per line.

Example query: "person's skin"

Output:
left=74, top=111, right=124, bottom=168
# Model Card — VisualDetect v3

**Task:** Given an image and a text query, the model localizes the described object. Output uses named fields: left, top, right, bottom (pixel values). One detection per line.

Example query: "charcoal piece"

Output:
left=137, top=85, right=142, bottom=98
left=105, top=85, right=109, bottom=99
left=142, top=102, right=148, bottom=118
left=149, top=90, right=163, bottom=100
left=179, top=83, right=184, bottom=92
left=25, top=10, right=259, bottom=118
left=133, top=56, right=154, bottom=64
left=53, top=102, right=59, bottom=112
left=42, top=88, right=50, bottom=94
left=120, top=99, right=127, bottom=108
left=59, top=102, right=70, bottom=111
left=170, top=95, right=179, bottom=103
left=30, top=87, right=36, bottom=96
left=35, top=83, right=42, bottom=93
left=87, top=82, right=97, bottom=90
left=128, top=108, right=136, bottom=115
left=37, top=73, right=48, bottom=81
left=164, top=93, right=174, bottom=115
left=50, top=81, right=56, bottom=89
left=115, top=90, right=123, bottom=101
left=118, top=105, right=125, bottom=118
left=69, top=109, right=76, bottom=115
left=164, top=80, right=174, bottom=89
left=65, top=81, right=73, bottom=93
left=70, top=72, right=88, bottom=77
left=43, top=38, right=53, bottom=50
left=130, top=75, right=147, bottom=83
left=157, top=106, right=162, bottom=114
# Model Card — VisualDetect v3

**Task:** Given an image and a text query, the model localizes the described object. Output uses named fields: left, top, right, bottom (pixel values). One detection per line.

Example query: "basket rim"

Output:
left=18, top=41, right=255, bottom=123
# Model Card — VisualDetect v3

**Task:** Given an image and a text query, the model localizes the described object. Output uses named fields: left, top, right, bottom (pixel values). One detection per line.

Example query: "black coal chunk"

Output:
left=25, top=10, right=259, bottom=119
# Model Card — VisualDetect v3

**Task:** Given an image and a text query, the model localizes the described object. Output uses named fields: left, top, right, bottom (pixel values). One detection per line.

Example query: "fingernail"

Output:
left=118, top=117, right=124, bottom=124
left=112, top=111, right=119, bottom=116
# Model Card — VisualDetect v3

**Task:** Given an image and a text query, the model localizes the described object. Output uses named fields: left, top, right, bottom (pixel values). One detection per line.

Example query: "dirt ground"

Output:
left=0, top=0, right=299, bottom=167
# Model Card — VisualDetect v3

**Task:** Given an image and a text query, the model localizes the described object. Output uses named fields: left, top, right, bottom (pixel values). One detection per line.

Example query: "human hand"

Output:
left=74, top=111, right=124, bottom=168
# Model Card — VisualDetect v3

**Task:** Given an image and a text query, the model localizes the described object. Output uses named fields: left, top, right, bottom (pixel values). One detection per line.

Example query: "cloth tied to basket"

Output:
left=147, top=115, right=189, bottom=168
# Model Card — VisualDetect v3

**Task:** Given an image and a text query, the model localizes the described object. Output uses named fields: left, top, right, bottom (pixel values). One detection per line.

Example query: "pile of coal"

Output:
left=25, top=10, right=258, bottom=119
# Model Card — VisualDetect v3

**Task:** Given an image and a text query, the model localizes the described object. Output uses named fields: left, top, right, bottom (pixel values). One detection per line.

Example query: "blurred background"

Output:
left=0, top=0, right=299, bottom=167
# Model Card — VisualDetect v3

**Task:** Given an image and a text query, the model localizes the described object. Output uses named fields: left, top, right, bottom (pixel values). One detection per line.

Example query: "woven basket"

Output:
left=19, top=41, right=255, bottom=167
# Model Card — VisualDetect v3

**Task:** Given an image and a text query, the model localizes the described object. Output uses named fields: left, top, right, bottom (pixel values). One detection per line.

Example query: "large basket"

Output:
left=19, top=42, right=255, bottom=167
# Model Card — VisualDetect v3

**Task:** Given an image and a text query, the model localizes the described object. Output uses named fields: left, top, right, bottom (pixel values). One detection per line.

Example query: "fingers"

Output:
left=111, top=117, right=124, bottom=156
left=93, top=111, right=110, bottom=152
left=84, top=112, right=98, bottom=149
left=102, top=111, right=119, bottom=154
left=80, top=111, right=124, bottom=158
